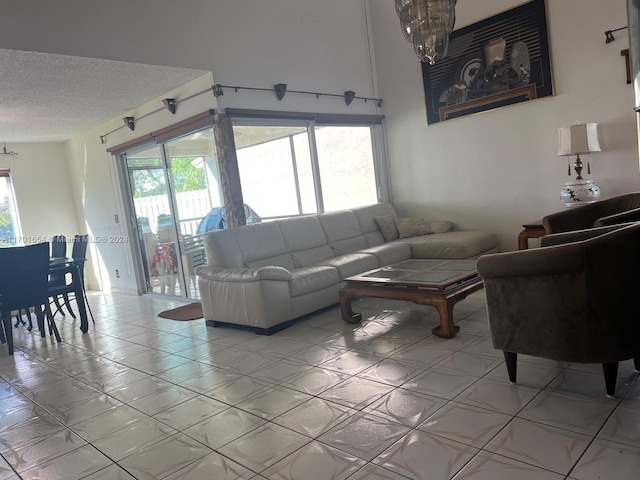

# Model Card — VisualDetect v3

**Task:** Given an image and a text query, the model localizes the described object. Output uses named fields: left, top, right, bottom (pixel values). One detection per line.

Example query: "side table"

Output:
left=518, top=220, right=547, bottom=250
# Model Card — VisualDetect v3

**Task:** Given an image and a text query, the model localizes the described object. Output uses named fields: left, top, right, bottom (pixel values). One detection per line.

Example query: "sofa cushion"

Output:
left=318, top=211, right=363, bottom=244
left=277, top=216, right=334, bottom=268
left=233, top=222, right=294, bottom=269
left=247, top=253, right=295, bottom=270
left=317, top=252, right=379, bottom=281
left=363, top=231, right=386, bottom=247
left=291, top=246, right=335, bottom=268
left=289, top=266, right=340, bottom=297
left=277, top=216, right=328, bottom=251
left=352, top=203, right=398, bottom=234
left=330, top=236, right=369, bottom=256
left=394, top=218, right=454, bottom=238
left=203, top=229, right=244, bottom=268
left=399, top=231, right=497, bottom=259
left=359, top=242, right=411, bottom=267
left=374, top=215, right=399, bottom=242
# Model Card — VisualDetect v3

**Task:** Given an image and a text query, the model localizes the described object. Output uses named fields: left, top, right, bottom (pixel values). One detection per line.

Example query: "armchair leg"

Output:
left=504, top=351, right=517, bottom=384
left=602, top=362, right=619, bottom=396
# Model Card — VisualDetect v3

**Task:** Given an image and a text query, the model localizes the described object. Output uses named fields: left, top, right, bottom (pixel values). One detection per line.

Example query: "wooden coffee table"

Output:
left=339, top=259, right=484, bottom=338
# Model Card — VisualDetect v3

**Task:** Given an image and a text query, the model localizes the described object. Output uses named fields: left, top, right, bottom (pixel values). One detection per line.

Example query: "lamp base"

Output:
left=560, top=179, right=600, bottom=207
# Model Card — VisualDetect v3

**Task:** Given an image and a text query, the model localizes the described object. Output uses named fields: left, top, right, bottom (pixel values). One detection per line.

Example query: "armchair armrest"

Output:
left=195, top=265, right=293, bottom=282
left=540, top=223, right=635, bottom=247
left=594, top=207, right=640, bottom=227
left=477, top=243, right=585, bottom=279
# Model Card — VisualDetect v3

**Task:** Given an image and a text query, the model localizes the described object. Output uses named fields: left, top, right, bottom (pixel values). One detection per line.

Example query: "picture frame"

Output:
left=421, top=0, right=553, bottom=124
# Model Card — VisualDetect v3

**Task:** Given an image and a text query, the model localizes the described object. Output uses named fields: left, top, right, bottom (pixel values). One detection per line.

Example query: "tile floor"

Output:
left=0, top=291, right=639, bottom=479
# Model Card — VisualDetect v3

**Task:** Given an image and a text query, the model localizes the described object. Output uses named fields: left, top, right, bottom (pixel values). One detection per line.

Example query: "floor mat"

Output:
left=157, top=302, right=203, bottom=321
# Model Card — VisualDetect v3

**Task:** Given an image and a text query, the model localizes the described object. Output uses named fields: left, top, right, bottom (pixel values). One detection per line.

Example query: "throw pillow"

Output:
left=374, top=216, right=399, bottom=242
left=393, top=218, right=454, bottom=239
left=394, top=217, right=433, bottom=239
left=429, top=220, right=454, bottom=234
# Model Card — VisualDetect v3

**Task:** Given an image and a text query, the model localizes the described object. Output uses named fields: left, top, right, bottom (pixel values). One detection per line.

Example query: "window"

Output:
left=232, top=117, right=386, bottom=219
left=0, top=170, right=21, bottom=246
left=315, top=126, right=378, bottom=212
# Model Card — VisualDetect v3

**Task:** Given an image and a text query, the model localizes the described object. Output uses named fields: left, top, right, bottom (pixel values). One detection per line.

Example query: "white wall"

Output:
left=0, top=143, right=79, bottom=245
left=369, top=0, right=640, bottom=250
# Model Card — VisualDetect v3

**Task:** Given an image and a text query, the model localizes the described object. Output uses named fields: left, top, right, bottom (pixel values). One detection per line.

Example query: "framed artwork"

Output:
left=421, top=0, right=553, bottom=124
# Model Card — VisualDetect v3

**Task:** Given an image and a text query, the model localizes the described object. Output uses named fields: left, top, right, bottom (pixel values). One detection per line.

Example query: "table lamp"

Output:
left=557, top=122, right=601, bottom=207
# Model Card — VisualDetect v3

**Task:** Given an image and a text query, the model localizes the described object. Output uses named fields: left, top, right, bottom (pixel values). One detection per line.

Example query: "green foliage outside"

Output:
left=130, top=157, right=207, bottom=198
left=0, top=195, right=15, bottom=246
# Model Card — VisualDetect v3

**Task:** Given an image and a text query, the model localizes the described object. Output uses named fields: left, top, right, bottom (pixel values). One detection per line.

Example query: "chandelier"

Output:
left=395, top=0, right=457, bottom=65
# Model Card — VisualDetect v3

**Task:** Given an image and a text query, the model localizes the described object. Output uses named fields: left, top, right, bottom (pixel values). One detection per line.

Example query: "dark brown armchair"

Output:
left=543, top=191, right=640, bottom=234
left=477, top=222, right=640, bottom=396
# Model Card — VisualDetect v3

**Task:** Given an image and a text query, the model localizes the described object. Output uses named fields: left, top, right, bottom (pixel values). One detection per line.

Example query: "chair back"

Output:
left=0, top=243, right=49, bottom=312
left=71, top=235, right=89, bottom=283
left=50, top=235, right=67, bottom=258
left=71, top=234, right=89, bottom=261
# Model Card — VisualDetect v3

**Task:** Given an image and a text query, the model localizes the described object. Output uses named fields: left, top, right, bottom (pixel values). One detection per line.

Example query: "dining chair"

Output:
left=48, top=234, right=94, bottom=324
left=45, top=235, right=71, bottom=322
left=14, top=235, right=69, bottom=331
left=0, top=242, right=60, bottom=355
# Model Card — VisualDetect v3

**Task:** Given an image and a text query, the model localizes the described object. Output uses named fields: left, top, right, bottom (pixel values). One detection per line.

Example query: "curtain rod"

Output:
left=212, top=83, right=383, bottom=107
left=101, top=81, right=384, bottom=145
left=99, top=87, right=213, bottom=144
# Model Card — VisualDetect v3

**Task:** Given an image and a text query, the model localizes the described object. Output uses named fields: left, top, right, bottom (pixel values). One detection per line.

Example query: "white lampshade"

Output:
left=558, top=123, right=602, bottom=156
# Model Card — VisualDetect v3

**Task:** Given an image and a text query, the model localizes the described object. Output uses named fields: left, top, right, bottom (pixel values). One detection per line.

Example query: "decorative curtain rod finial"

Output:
left=344, top=91, right=356, bottom=106
left=274, top=84, right=287, bottom=101
left=123, top=117, right=135, bottom=131
left=162, top=98, right=176, bottom=114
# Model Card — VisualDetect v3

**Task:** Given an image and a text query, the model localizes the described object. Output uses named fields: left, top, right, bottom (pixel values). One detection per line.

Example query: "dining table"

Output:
left=49, top=257, right=89, bottom=333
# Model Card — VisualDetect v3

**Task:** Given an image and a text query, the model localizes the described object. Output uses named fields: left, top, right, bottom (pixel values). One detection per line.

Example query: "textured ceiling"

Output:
left=0, top=49, right=209, bottom=143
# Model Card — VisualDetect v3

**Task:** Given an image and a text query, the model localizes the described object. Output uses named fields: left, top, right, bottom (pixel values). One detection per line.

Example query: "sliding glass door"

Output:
left=123, top=128, right=220, bottom=299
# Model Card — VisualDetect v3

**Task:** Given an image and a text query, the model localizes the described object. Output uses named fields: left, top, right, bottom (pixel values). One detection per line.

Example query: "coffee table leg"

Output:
left=339, top=288, right=362, bottom=324
left=431, top=298, right=460, bottom=338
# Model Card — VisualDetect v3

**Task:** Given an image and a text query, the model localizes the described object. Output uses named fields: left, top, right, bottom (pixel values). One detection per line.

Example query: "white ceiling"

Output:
left=0, top=49, right=209, bottom=144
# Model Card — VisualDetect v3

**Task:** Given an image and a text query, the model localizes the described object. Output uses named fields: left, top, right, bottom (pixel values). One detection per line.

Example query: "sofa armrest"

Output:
left=477, top=244, right=585, bottom=279
left=196, top=265, right=293, bottom=282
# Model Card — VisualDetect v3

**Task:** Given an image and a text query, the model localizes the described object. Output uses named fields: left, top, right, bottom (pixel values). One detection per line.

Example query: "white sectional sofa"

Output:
left=197, top=203, right=497, bottom=334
